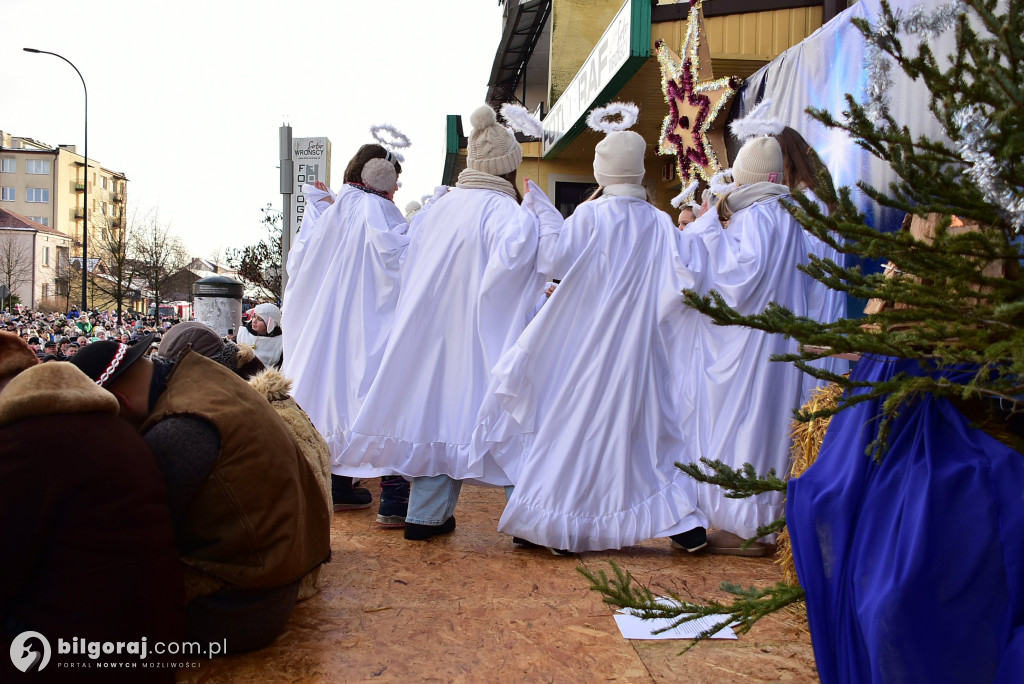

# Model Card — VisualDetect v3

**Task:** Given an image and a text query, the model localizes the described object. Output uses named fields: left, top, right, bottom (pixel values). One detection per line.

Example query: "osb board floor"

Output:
left=178, top=482, right=817, bottom=683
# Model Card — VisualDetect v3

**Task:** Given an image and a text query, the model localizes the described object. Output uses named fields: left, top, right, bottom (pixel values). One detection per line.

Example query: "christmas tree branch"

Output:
left=579, top=561, right=806, bottom=652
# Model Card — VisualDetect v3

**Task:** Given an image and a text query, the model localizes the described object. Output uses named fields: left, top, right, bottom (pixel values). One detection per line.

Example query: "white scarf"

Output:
left=722, top=182, right=790, bottom=214
left=603, top=184, right=648, bottom=200
left=456, top=168, right=518, bottom=201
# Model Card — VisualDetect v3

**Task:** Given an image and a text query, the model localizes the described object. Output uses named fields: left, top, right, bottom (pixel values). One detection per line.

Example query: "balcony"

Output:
left=74, top=182, right=85, bottom=192
left=73, top=208, right=84, bottom=220
left=112, top=192, right=125, bottom=203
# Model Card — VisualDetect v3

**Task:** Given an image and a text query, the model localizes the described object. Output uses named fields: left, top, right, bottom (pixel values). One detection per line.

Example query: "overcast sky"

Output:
left=2, top=0, right=503, bottom=257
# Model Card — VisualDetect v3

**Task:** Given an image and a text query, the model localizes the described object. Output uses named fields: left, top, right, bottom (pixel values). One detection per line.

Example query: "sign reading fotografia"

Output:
left=290, top=137, right=331, bottom=239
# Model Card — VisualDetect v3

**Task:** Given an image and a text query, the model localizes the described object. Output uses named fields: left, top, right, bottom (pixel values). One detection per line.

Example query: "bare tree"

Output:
left=207, top=245, right=226, bottom=274
left=226, top=204, right=282, bottom=301
left=131, top=212, right=188, bottom=314
left=90, top=204, right=143, bottom=326
left=0, top=230, right=33, bottom=310
left=54, top=245, right=75, bottom=312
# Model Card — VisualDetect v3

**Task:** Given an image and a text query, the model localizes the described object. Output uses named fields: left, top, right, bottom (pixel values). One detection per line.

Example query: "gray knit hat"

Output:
left=731, top=135, right=784, bottom=186
left=466, top=105, right=522, bottom=176
left=593, top=130, right=646, bottom=187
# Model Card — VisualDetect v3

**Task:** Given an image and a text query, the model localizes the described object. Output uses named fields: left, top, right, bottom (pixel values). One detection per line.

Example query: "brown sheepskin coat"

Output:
left=248, top=367, right=332, bottom=600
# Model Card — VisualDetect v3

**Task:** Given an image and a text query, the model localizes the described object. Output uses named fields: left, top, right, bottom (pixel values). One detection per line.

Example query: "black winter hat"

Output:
left=70, top=335, right=154, bottom=388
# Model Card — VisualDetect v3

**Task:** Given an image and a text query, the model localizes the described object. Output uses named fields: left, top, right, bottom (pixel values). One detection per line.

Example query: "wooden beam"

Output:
left=652, top=0, right=822, bottom=23
left=822, top=0, right=844, bottom=23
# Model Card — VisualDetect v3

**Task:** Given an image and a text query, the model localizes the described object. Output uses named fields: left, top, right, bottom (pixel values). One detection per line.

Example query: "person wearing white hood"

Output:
left=679, top=133, right=843, bottom=555
left=237, top=303, right=284, bottom=369
left=340, top=104, right=562, bottom=541
left=474, top=104, right=710, bottom=554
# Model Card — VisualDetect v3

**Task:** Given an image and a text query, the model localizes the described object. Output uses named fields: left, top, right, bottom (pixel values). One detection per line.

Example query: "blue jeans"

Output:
left=406, top=475, right=463, bottom=526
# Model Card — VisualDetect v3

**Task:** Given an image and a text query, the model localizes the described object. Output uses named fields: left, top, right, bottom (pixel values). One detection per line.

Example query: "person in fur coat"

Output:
left=158, top=322, right=332, bottom=600
left=248, top=368, right=332, bottom=600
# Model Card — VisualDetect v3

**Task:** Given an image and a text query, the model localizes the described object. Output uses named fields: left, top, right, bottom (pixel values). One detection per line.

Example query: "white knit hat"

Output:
left=466, top=105, right=522, bottom=176
left=731, top=136, right=784, bottom=186
left=593, top=130, right=646, bottom=186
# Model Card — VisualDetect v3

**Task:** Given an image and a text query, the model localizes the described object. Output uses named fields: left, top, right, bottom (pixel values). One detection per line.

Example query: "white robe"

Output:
left=236, top=326, right=283, bottom=368
left=281, top=184, right=410, bottom=476
left=680, top=190, right=845, bottom=540
left=340, top=186, right=555, bottom=484
left=476, top=192, right=710, bottom=551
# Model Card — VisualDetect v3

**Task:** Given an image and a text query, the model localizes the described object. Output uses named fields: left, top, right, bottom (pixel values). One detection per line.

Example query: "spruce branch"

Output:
left=579, top=561, right=805, bottom=652
left=675, top=458, right=787, bottom=498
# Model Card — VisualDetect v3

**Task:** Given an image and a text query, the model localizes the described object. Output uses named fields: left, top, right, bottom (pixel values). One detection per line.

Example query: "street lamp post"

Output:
left=23, top=47, right=89, bottom=312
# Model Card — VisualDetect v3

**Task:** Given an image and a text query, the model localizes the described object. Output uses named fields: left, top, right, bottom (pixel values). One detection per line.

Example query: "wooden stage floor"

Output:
left=178, top=482, right=817, bottom=683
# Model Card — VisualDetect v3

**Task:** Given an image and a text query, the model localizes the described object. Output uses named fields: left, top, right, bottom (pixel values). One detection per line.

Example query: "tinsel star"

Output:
left=657, top=0, right=741, bottom=184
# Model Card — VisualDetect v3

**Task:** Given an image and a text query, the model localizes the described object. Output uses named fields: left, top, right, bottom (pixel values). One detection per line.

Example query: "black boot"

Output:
left=403, top=516, right=456, bottom=541
left=670, top=526, right=708, bottom=553
left=331, top=474, right=372, bottom=511
left=376, top=475, right=410, bottom=527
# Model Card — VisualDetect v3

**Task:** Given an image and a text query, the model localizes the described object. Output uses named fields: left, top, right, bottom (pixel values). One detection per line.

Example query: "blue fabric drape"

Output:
left=787, top=355, right=1024, bottom=683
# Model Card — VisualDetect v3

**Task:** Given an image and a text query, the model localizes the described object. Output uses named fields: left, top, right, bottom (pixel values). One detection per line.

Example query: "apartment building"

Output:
left=0, top=130, right=128, bottom=255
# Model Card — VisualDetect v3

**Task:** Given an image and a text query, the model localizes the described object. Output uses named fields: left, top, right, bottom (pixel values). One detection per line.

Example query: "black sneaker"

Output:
left=331, top=474, right=372, bottom=511
left=403, top=516, right=456, bottom=541
left=670, top=526, right=708, bottom=553
left=376, top=475, right=410, bottom=527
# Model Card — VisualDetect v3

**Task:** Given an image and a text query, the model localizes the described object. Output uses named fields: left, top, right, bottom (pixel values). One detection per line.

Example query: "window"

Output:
left=1, top=187, right=13, bottom=201
left=42, top=246, right=50, bottom=267
left=27, top=216, right=49, bottom=226
left=42, top=283, right=49, bottom=298
left=26, top=188, right=50, bottom=203
left=26, top=159, right=51, bottom=174
left=101, top=176, right=108, bottom=189
left=100, top=201, right=107, bottom=215
left=0, top=158, right=14, bottom=173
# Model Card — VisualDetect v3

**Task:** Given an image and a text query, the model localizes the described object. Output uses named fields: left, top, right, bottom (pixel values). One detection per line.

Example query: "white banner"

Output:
left=542, top=0, right=634, bottom=156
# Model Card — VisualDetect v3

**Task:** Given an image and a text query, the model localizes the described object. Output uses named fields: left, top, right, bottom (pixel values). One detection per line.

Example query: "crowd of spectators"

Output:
left=1, top=307, right=183, bottom=361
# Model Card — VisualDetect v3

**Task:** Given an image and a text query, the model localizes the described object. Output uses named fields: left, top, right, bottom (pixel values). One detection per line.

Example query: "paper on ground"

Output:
left=613, top=605, right=737, bottom=641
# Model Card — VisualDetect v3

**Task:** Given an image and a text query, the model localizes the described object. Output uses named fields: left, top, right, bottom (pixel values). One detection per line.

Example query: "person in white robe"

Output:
left=340, top=105, right=560, bottom=541
left=679, top=134, right=845, bottom=554
left=773, top=126, right=848, bottom=405
left=474, top=127, right=711, bottom=553
left=281, top=144, right=409, bottom=516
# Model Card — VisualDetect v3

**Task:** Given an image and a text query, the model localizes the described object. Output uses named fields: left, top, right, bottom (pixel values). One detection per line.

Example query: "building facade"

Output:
left=444, top=0, right=855, bottom=218
left=0, top=207, right=74, bottom=309
left=0, top=130, right=127, bottom=259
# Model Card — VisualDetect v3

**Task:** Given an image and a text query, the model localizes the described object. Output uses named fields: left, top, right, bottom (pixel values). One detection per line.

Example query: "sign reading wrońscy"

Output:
left=290, top=137, right=331, bottom=240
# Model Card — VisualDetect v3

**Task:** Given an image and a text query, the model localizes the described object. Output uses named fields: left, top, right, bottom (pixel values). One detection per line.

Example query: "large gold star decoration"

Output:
left=657, top=0, right=741, bottom=185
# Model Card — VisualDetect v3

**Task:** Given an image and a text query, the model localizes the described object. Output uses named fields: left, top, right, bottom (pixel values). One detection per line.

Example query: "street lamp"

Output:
left=23, top=47, right=89, bottom=312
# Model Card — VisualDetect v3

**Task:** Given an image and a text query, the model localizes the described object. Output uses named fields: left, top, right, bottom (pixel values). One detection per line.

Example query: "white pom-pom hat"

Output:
left=466, top=105, right=522, bottom=176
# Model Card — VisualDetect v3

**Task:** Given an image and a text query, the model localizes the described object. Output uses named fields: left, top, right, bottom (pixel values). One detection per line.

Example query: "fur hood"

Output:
left=248, top=367, right=293, bottom=403
left=0, top=362, right=119, bottom=427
